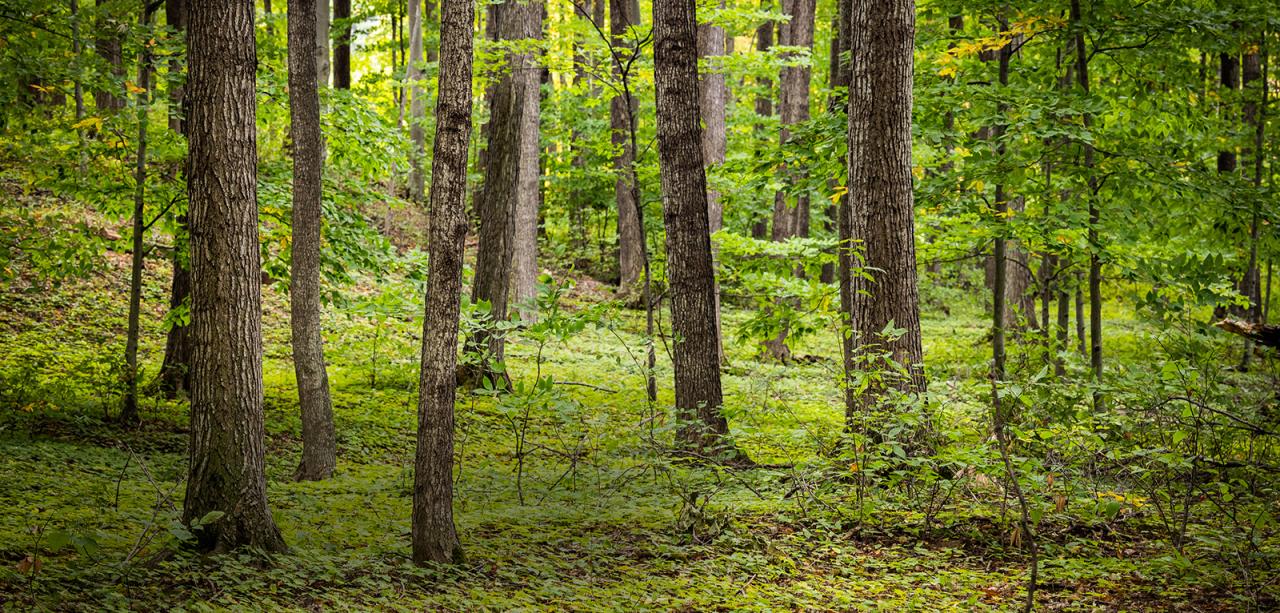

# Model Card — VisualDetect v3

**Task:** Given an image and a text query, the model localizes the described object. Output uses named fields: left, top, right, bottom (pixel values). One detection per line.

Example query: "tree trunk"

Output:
left=333, top=0, right=351, bottom=89
left=288, top=0, right=338, bottom=481
left=749, top=5, right=773, bottom=240
left=844, top=0, right=924, bottom=426
left=412, top=0, right=472, bottom=566
left=1072, top=0, right=1102, bottom=409
left=122, top=3, right=153, bottom=426
left=463, top=0, right=543, bottom=388
left=509, top=3, right=545, bottom=321
left=183, top=0, right=287, bottom=554
left=612, top=0, right=644, bottom=298
left=407, top=0, right=426, bottom=202
left=698, top=0, right=728, bottom=360
left=653, top=0, right=737, bottom=458
left=1239, top=40, right=1266, bottom=367
left=819, top=0, right=852, bottom=284
left=158, top=0, right=191, bottom=400
left=72, top=0, right=86, bottom=125
left=315, top=0, right=330, bottom=87
left=991, top=19, right=1011, bottom=408
left=1217, top=51, right=1239, bottom=174
left=94, top=0, right=126, bottom=112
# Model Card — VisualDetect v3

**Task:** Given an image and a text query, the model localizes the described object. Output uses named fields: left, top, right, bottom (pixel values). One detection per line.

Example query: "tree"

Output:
left=121, top=0, right=154, bottom=426
left=94, top=0, right=125, bottom=112
left=698, top=0, right=727, bottom=359
left=1071, top=0, right=1102, bottom=408
left=412, top=0, right=472, bottom=566
left=288, top=0, right=337, bottom=481
left=612, top=0, right=644, bottom=298
left=749, top=3, right=774, bottom=240
left=315, top=0, right=330, bottom=87
left=157, top=0, right=191, bottom=399
left=182, top=0, right=287, bottom=554
left=462, top=0, right=543, bottom=387
left=333, top=0, right=351, bottom=89
left=842, top=0, right=924, bottom=426
left=406, top=0, right=426, bottom=202
left=652, top=0, right=738, bottom=457
left=509, top=3, right=545, bottom=320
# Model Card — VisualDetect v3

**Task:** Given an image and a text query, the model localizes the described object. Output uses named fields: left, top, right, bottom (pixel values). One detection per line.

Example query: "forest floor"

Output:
left=0, top=244, right=1274, bottom=611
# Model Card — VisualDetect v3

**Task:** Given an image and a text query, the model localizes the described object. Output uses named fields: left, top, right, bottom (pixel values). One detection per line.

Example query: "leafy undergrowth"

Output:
left=1, top=254, right=1277, bottom=611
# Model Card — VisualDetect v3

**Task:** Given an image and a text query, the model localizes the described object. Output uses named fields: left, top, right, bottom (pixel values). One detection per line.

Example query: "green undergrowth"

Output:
left=1, top=251, right=1277, bottom=611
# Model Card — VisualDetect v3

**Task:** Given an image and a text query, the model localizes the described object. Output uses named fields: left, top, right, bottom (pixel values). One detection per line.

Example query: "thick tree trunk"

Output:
left=333, top=0, right=351, bottom=89
left=612, top=0, right=644, bottom=298
left=844, top=0, right=924, bottom=425
left=509, top=4, right=545, bottom=320
left=819, top=0, right=852, bottom=284
left=769, top=0, right=815, bottom=242
left=407, top=0, right=426, bottom=202
left=122, top=4, right=153, bottom=426
left=159, top=0, right=190, bottom=399
left=653, top=0, right=737, bottom=458
left=463, top=0, right=543, bottom=387
left=412, top=0, right=472, bottom=566
left=183, top=0, right=287, bottom=554
left=94, top=0, right=126, bottom=112
left=288, top=0, right=337, bottom=481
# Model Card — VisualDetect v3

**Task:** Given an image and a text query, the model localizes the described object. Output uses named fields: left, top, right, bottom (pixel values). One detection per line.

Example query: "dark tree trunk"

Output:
left=819, top=0, right=852, bottom=284
left=749, top=4, right=773, bottom=240
left=1239, top=41, right=1267, bottom=367
left=122, top=3, right=153, bottom=426
left=612, top=0, right=644, bottom=298
left=509, top=3, right=545, bottom=320
left=407, top=0, right=426, bottom=202
left=1072, top=0, right=1102, bottom=409
left=462, top=0, right=543, bottom=387
left=991, top=20, right=1011, bottom=408
left=843, top=0, right=924, bottom=426
left=183, top=0, right=287, bottom=554
left=288, top=0, right=337, bottom=481
left=1217, top=51, right=1239, bottom=174
left=412, top=0, right=472, bottom=566
left=653, top=0, right=737, bottom=458
left=333, top=0, right=351, bottom=89
left=95, top=0, right=126, bottom=112
left=158, top=0, right=191, bottom=400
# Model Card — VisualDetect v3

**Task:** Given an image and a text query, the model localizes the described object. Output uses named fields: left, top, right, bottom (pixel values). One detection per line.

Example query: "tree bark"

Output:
left=653, top=0, right=737, bottom=458
left=463, top=0, right=543, bottom=387
left=412, top=0, right=472, bottom=566
left=612, top=0, right=644, bottom=298
left=844, top=0, right=924, bottom=426
left=333, top=0, right=351, bottom=89
left=159, top=0, right=190, bottom=399
left=509, top=3, right=545, bottom=321
left=407, top=0, right=426, bottom=202
left=819, top=0, right=852, bottom=283
left=698, top=0, right=727, bottom=360
left=183, top=0, right=287, bottom=554
left=769, top=0, right=814, bottom=242
left=288, top=0, right=338, bottom=481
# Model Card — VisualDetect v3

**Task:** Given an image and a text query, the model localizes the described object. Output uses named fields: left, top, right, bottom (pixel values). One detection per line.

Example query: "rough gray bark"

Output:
left=122, top=2, right=153, bottom=426
left=94, top=0, right=125, bottom=112
left=334, top=0, right=351, bottom=89
left=412, top=0, right=472, bottom=566
left=183, top=0, right=287, bottom=554
left=288, top=0, right=337, bottom=481
left=819, top=0, right=851, bottom=283
left=509, top=4, right=545, bottom=321
left=653, top=0, right=737, bottom=458
left=844, top=0, right=924, bottom=425
left=407, top=0, right=426, bottom=202
left=612, top=0, right=644, bottom=298
left=463, top=0, right=543, bottom=388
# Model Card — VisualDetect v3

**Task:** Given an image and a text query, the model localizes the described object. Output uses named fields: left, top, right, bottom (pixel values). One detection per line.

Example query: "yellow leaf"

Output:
left=970, top=179, right=985, bottom=193
left=72, top=117, right=103, bottom=130
left=828, top=185, right=848, bottom=203
left=937, top=64, right=958, bottom=78
left=126, top=82, right=146, bottom=94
